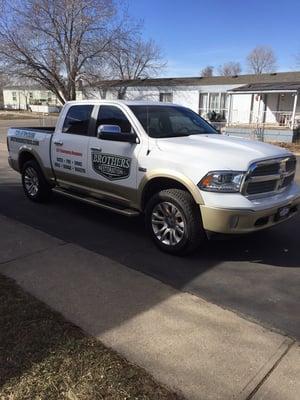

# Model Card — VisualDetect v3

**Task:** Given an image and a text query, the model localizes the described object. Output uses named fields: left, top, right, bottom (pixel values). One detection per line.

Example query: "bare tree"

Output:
left=0, top=0, right=126, bottom=103
left=105, top=33, right=165, bottom=99
left=200, top=66, right=214, bottom=77
left=247, top=46, right=277, bottom=74
left=218, top=62, right=241, bottom=76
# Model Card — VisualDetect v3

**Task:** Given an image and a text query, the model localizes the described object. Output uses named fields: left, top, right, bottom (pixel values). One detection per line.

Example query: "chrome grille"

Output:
left=243, top=156, right=296, bottom=197
left=247, top=180, right=277, bottom=195
left=251, top=163, right=279, bottom=177
left=286, top=158, right=297, bottom=172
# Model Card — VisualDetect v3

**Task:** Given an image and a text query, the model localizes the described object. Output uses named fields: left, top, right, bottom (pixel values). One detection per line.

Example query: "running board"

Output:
left=53, top=187, right=140, bottom=217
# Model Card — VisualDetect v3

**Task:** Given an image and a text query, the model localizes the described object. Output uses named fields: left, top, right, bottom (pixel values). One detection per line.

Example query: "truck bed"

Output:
left=7, top=126, right=55, bottom=174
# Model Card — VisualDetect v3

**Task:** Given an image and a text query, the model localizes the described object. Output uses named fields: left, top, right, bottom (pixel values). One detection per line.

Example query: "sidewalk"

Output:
left=0, top=214, right=299, bottom=400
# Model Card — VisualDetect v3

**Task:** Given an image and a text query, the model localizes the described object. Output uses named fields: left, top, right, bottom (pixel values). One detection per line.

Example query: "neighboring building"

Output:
left=88, top=72, right=300, bottom=143
left=3, top=85, right=83, bottom=113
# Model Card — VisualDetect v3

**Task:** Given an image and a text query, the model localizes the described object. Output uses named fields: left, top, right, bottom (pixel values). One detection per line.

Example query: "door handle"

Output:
left=91, top=147, right=102, bottom=151
left=53, top=140, right=63, bottom=146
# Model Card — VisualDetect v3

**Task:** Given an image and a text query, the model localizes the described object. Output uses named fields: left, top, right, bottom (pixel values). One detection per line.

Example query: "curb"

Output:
left=236, top=337, right=295, bottom=400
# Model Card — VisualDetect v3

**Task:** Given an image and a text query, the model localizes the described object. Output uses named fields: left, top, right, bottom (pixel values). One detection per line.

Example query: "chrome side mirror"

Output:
left=97, top=124, right=121, bottom=137
left=97, top=124, right=138, bottom=143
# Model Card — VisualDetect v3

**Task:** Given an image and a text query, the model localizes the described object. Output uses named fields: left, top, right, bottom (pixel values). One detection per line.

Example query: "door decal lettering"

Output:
left=56, top=148, right=82, bottom=157
left=54, top=151, right=86, bottom=174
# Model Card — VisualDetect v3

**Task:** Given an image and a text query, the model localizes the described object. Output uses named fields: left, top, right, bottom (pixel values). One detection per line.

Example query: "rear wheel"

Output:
left=21, top=160, right=52, bottom=202
left=145, top=189, right=205, bottom=255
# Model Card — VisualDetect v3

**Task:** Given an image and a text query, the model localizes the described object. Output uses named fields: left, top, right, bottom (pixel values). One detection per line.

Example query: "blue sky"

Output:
left=128, top=0, right=300, bottom=77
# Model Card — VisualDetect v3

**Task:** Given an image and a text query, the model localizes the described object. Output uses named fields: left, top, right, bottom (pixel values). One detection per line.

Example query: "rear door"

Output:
left=87, top=104, right=140, bottom=205
left=51, top=104, right=94, bottom=188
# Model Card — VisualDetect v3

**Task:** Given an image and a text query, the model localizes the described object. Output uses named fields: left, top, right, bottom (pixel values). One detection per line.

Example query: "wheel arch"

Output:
left=18, top=149, right=53, bottom=185
left=139, top=171, right=204, bottom=211
left=18, top=149, right=43, bottom=171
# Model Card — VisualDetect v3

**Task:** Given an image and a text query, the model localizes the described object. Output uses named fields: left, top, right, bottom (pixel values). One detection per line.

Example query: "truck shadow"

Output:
left=1, top=185, right=298, bottom=270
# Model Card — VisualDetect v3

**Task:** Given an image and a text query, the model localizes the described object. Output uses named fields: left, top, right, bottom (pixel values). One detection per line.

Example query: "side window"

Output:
left=96, top=105, right=132, bottom=134
left=62, top=105, right=93, bottom=135
left=159, top=92, right=173, bottom=103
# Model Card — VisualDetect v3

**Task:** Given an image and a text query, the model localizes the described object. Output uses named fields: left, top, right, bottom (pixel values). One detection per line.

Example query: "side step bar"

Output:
left=53, top=187, right=140, bottom=217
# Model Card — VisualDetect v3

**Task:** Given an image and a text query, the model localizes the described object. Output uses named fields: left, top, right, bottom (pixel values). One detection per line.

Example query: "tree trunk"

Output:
left=117, top=87, right=127, bottom=100
left=70, top=82, right=77, bottom=101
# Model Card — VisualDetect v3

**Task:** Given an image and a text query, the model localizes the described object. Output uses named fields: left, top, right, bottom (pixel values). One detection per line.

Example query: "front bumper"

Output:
left=200, top=186, right=300, bottom=234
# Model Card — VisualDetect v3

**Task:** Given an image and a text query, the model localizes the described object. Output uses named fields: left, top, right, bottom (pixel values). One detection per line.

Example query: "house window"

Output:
left=199, top=93, right=208, bottom=115
left=159, top=92, right=173, bottom=103
left=220, top=93, right=228, bottom=111
left=100, top=89, right=107, bottom=99
left=220, top=93, right=229, bottom=119
left=39, top=91, right=47, bottom=102
left=199, top=92, right=229, bottom=120
left=209, top=93, right=219, bottom=110
left=12, top=92, right=17, bottom=102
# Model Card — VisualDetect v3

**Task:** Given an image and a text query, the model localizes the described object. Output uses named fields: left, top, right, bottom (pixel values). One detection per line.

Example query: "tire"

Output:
left=145, top=189, right=206, bottom=255
left=21, top=160, right=52, bottom=202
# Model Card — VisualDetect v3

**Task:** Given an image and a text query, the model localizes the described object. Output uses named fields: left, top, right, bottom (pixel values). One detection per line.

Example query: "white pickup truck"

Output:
left=7, top=100, right=300, bottom=254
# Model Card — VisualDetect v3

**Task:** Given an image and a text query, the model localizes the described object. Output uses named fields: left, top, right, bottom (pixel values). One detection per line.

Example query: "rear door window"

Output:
left=62, top=105, right=94, bottom=135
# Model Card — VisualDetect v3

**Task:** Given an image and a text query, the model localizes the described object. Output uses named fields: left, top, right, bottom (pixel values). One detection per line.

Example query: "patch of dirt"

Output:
left=272, top=142, right=300, bottom=154
left=0, top=274, right=182, bottom=400
left=0, top=111, right=59, bottom=120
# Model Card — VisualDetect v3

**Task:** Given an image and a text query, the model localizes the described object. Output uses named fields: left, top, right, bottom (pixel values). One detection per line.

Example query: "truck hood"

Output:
left=156, top=134, right=291, bottom=170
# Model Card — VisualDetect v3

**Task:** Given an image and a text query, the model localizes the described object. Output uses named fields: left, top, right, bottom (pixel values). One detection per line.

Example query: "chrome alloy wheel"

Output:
left=24, top=167, right=39, bottom=197
left=151, top=201, right=185, bottom=246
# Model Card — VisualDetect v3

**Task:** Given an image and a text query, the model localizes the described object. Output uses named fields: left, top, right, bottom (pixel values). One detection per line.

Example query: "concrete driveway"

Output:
left=1, top=120, right=300, bottom=340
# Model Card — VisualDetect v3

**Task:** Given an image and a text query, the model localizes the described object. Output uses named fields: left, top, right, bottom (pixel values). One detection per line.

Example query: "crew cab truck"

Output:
left=7, top=100, right=300, bottom=255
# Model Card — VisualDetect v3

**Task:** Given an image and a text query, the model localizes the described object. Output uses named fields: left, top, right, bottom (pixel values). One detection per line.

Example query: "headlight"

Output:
left=198, top=171, right=245, bottom=193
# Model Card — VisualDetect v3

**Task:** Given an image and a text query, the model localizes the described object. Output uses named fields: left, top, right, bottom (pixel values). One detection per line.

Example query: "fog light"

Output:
left=255, top=216, right=269, bottom=227
left=230, top=215, right=239, bottom=228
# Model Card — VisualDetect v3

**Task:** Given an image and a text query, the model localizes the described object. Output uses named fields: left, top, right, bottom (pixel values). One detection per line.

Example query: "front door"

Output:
left=51, top=104, right=94, bottom=188
left=87, top=104, right=140, bottom=206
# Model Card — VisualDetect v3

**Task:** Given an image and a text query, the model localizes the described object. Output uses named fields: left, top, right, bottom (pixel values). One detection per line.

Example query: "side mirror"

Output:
left=97, top=124, right=138, bottom=143
left=97, top=125, right=121, bottom=136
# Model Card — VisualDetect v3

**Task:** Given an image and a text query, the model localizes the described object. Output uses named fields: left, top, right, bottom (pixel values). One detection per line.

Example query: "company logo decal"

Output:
left=15, top=129, right=36, bottom=139
left=91, top=150, right=131, bottom=181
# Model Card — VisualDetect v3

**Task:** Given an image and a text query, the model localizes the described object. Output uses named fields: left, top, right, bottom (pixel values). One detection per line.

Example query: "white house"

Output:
left=3, top=73, right=300, bottom=142
left=88, top=71, right=300, bottom=143
left=3, top=85, right=83, bottom=113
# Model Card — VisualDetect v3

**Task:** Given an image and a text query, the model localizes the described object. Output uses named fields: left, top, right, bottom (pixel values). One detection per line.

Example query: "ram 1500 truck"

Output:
left=7, top=100, right=300, bottom=254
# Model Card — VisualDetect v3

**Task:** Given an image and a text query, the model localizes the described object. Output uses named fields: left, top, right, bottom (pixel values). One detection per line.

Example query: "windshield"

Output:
left=129, top=105, right=218, bottom=138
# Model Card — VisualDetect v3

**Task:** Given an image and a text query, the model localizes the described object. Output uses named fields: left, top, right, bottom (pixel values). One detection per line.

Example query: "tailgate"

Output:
left=7, top=127, right=53, bottom=171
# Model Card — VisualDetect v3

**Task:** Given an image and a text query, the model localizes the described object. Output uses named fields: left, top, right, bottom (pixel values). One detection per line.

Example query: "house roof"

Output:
left=3, top=85, right=48, bottom=91
left=229, top=81, right=300, bottom=93
left=92, top=71, right=300, bottom=88
left=3, top=85, right=83, bottom=92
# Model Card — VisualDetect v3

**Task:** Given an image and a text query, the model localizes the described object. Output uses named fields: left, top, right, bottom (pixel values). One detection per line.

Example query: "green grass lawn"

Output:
left=0, top=274, right=181, bottom=400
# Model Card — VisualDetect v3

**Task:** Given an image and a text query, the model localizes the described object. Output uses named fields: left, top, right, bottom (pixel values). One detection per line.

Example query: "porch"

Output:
left=226, top=82, right=300, bottom=143
left=198, top=83, right=300, bottom=143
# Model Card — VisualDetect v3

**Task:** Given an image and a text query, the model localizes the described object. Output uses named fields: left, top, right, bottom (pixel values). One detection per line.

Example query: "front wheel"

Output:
left=145, top=189, right=206, bottom=255
left=22, top=160, right=52, bottom=202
